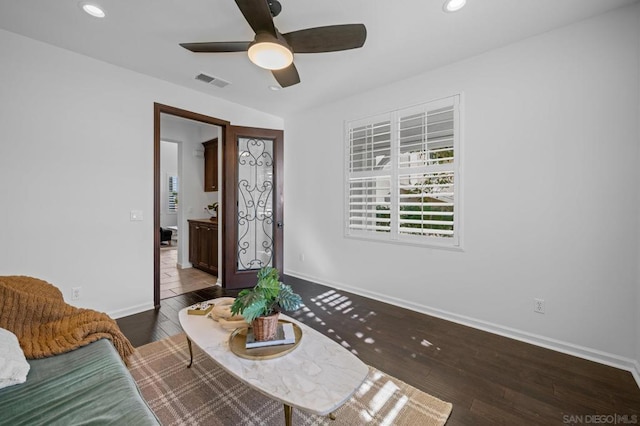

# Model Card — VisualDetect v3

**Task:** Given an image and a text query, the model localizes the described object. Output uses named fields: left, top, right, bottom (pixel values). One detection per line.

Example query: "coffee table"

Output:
left=178, top=298, right=369, bottom=425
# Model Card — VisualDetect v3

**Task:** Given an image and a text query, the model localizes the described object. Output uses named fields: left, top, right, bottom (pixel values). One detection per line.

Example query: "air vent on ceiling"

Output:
left=195, top=72, right=230, bottom=88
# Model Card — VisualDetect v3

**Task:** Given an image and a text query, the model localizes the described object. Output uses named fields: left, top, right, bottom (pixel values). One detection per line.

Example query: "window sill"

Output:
left=344, top=233, right=464, bottom=252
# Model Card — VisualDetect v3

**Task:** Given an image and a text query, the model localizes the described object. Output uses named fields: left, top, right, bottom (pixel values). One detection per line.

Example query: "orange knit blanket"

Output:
left=0, top=276, right=134, bottom=363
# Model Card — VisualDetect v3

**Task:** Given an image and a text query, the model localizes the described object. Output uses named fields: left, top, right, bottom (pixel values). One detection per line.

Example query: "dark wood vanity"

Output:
left=188, top=219, right=218, bottom=275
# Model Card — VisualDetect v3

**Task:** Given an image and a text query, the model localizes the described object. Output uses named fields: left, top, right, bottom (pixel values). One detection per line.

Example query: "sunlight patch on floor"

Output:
left=370, top=381, right=401, bottom=413
left=380, top=395, right=408, bottom=426
left=356, top=371, right=382, bottom=398
left=411, top=335, right=441, bottom=352
left=297, top=290, right=383, bottom=358
left=357, top=377, right=404, bottom=423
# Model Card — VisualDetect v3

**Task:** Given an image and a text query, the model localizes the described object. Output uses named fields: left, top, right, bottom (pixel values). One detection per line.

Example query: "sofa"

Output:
left=0, top=336, right=159, bottom=425
left=0, top=276, right=160, bottom=425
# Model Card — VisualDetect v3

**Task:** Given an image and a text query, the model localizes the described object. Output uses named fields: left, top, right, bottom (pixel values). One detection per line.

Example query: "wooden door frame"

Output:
left=153, top=103, right=230, bottom=309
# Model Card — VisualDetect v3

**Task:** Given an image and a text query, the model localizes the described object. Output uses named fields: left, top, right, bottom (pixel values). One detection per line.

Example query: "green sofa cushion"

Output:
left=0, top=339, right=159, bottom=425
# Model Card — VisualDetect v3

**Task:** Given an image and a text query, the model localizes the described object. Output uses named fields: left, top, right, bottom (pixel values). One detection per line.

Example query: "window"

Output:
left=345, top=95, right=461, bottom=248
left=168, top=175, right=179, bottom=213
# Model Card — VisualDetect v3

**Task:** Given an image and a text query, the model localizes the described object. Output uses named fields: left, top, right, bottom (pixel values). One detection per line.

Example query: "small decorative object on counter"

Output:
left=205, top=202, right=218, bottom=219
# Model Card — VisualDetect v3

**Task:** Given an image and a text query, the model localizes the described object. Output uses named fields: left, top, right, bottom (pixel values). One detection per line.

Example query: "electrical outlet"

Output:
left=72, top=287, right=81, bottom=301
left=534, top=298, right=545, bottom=314
left=299, top=253, right=305, bottom=262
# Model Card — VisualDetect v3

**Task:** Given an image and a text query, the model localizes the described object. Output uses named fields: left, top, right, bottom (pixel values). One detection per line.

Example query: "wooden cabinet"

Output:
left=202, top=138, right=218, bottom=192
left=188, top=219, right=218, bottom=275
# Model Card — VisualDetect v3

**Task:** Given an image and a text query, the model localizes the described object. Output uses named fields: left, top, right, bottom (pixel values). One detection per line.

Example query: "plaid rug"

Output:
left=129, top=333, right=452, bottom=425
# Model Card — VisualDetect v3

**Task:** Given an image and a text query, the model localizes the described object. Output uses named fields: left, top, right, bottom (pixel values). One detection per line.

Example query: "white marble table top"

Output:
left=178, top=298, right=369, bottom=416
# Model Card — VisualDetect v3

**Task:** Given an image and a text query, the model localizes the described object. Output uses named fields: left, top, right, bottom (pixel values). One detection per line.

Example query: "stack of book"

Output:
left=245, top=323, right=296, bottom=349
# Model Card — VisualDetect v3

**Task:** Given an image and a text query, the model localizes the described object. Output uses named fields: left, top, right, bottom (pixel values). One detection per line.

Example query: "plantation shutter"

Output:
left=397, top=97, right=456, bottom=239
left=345, top=95, right=460, bottom=247
left=347, top=117, right=392, bottom=234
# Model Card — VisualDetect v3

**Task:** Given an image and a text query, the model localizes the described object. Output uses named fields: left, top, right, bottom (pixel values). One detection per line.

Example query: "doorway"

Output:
left=154, top=104, right=230, bottom=308
left=158, top=134, right=218, bottom=299
left=153, top=105, right=286, bottom=307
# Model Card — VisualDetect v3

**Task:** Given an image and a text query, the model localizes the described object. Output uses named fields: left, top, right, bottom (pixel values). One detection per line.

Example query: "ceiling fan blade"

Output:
left=272, top=63, right=300, bottom=88
left=235, top=0, right=276, bottom=36
left=180, top=41, right=251, bottom=53
left=282, top=24, right=367, bottom=53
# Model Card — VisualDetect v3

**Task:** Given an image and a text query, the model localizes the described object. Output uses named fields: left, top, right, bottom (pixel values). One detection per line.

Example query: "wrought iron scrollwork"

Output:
left=237, top=137, right=274, bottom=271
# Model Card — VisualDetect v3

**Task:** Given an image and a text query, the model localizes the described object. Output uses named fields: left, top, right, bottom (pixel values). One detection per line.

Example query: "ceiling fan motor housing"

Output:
left=268, top=0, right=282, bottom=17
left=252, top=31, right=290, bottom=49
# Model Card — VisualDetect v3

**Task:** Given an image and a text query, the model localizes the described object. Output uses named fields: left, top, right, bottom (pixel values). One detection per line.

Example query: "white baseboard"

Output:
left=286, top=269, right=640, bottom=389
left=632, top=361, right=640, bottom=389
left=108, top=302, right=155, bottom=319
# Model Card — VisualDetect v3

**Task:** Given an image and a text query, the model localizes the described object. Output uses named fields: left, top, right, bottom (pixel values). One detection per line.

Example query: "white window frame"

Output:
left=344, top=94, right=462, bottom=249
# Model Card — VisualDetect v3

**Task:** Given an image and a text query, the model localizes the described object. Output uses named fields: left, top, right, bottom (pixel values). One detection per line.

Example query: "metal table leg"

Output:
left=186, top=337, right=193, bottom=368
left=282, top=404, right=334, bottom=424
left=284, top=404, right=292, bottom=426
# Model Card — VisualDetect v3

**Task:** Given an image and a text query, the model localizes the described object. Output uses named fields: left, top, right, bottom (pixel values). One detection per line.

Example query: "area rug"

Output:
left=129, top=333, right=452, bottom=425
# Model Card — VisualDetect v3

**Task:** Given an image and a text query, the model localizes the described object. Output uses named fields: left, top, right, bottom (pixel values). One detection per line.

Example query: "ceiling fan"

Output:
left=180, top=0, right=367, bottom=88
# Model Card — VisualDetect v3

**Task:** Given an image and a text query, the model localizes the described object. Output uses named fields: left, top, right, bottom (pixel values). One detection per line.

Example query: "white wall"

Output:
left=284, top=4, right=640, bottom=374
left=160, top=141, right=178, bottom=228
left=0, top=29, right=283, bottom=317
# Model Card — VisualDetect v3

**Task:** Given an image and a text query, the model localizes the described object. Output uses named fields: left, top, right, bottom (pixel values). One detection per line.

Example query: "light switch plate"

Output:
left=130, top=210, right=143, bottom=221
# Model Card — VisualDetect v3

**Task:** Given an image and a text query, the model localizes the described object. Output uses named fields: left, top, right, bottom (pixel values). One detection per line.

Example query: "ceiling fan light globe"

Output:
left=248, top=42, right=293, bottom=70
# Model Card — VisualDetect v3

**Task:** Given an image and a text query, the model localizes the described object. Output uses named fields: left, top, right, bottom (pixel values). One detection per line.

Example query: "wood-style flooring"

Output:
left=159, top=246, right=217, bottom=299
left=117, top=276, right=640, bottom=425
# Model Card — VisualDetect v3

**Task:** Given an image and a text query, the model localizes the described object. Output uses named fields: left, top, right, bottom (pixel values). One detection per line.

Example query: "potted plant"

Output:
left=205, top=202, right=218, bottom=219
left=230, top=267, right=302, bottom=341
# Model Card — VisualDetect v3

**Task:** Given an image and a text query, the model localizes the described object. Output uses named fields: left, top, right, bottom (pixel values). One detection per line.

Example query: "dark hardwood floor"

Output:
left=117, top=276, right=640, bottom=425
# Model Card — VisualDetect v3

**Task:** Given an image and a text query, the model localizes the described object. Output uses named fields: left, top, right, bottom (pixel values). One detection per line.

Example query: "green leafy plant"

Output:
left=230, top=267, right=303, bottom=323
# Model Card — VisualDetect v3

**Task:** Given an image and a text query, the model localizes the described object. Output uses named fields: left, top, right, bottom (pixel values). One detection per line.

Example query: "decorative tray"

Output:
left=229, top=320, right=302, bottom=360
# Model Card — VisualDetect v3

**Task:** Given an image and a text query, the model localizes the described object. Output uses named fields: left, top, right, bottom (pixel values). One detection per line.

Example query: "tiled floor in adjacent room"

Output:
left=160, top=246, right=217, bottom=299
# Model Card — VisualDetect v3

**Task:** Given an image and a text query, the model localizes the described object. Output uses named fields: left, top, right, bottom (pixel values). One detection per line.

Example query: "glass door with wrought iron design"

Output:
left=223, top=126, right=283, bottom=289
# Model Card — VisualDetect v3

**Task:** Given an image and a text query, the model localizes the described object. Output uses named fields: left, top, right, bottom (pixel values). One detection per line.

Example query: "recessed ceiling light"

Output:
left=80, top=2, right=106, bottom=18
left=443, top=0, right=466, bottom=13
left=268, top=85, right=281, bottom=91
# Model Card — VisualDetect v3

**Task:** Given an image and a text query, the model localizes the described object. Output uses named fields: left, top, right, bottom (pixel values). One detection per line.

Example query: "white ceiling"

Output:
left=0, top=0, right=637, bottom=116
